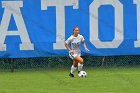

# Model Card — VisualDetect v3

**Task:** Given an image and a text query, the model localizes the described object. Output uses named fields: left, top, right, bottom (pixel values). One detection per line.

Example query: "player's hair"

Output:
left=72, top=26, right=79, bottom=35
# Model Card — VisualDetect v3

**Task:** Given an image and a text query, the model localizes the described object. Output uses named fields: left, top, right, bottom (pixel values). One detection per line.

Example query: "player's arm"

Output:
left=65, top=38, right=74, bottom=54
left=65, top=43, right=72, bottom=51
left=65, top=43, right=74, bottom=54
left=81, top=40, right=89, bottom=51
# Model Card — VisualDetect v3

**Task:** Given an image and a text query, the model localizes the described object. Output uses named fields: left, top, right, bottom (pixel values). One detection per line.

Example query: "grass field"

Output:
left=0, top=67, right=140, bottom=93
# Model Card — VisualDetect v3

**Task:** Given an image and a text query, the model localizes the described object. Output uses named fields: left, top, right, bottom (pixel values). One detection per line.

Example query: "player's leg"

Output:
left=74, top=55, right=84, bottom=73
left=69, top=60, right=78, bottom=77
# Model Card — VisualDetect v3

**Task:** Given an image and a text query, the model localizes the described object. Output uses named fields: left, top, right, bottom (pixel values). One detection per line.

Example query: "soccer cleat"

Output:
left=69, top=73, right=74, bottom=77
left=78, top=71, right=80, bottom=74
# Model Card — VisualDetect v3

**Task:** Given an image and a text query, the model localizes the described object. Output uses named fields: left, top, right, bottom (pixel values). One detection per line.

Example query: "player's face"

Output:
left=73, top=28, right=79, bottom=35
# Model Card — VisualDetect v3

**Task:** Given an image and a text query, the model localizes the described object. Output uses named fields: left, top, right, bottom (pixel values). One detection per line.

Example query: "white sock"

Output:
left=70, top=65, right=77, bottom=74
left=78, top=63, right=83, bottom=72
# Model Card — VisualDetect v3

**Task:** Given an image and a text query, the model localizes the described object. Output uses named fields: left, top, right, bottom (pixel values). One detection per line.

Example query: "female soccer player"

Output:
left=65, top=26, right=89, bottom=77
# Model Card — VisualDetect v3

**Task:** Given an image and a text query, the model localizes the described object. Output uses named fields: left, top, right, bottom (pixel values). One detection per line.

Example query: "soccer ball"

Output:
left=78, top=71, right=87, bottom=77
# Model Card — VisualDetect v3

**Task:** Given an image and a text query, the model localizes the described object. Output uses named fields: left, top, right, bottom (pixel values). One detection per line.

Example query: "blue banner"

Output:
left=0, top=0, right=140, bottom=58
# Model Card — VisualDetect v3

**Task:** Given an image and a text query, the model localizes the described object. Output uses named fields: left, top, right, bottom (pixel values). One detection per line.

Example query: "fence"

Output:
left=0, top=55, right=140, bottom=72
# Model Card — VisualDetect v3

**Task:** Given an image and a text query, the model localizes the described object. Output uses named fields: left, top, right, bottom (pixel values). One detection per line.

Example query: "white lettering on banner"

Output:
left=89, top=0, right=124, bottom=48
left=134, top=0, right=140, bottom=47
left=0, top=1, right=34, bottom=51
left=0, top=0, right=139, bottom=51
left=41, top=0, right=79, bottom=49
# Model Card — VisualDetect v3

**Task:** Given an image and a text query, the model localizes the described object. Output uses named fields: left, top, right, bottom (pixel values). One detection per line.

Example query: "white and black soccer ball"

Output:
left=78, top=71, right=87, bottom=77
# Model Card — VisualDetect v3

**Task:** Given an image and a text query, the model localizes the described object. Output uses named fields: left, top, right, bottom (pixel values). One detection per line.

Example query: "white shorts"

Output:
left=69, top=52, right=81, bottom=60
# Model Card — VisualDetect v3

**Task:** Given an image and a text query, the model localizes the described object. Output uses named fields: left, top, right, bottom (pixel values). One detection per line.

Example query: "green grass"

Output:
left=0, top=67, right=140, bottom=93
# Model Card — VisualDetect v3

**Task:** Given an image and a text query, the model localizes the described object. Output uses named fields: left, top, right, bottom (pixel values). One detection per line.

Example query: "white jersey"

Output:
left=65, top=34, right=85, bottom=54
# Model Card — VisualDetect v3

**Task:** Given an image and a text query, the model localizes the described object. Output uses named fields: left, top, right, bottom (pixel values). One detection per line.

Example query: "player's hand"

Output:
left=85, top=47, right=89, bottom=51
left=70, top=50, right=74, bottom=55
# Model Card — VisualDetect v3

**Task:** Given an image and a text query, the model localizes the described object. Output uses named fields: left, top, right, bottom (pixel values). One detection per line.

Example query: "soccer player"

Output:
left=65, top=26, right=89, bottom=77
